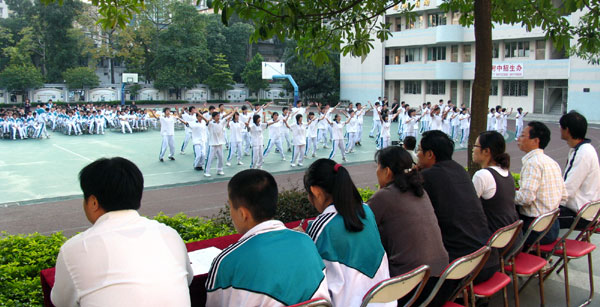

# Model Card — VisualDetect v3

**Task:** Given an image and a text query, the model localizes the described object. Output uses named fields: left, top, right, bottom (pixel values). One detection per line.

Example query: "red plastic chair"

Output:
left=287, top=298, right=332, bottom=307
left=418, top=246, right=491, bottom=307
left=504, top=209, right=559, bottom=307
left=360, top=265, right=430, bottom=307
left=538, top=200, right=600, bottom=307
left=470, top=220, right=523, bottom=307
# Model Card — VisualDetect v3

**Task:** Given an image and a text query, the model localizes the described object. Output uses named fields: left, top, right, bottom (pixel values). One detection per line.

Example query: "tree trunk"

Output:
left=468, top=0, right=493, bottom=176
left=109, top=57, right=115, bottom=84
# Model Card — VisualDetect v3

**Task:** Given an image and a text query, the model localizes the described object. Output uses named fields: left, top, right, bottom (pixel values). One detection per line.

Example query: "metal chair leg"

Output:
left=563, top=248, right=570, bottom=307
left=539, top=268, right=546, bottom=307
left=513, top=267, right=520, bottom=307
left=578, top=253, right=595, bottom=307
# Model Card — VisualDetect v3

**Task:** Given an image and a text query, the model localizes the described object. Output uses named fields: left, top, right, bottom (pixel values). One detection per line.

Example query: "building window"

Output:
left=428, top=13, right=447, bottom=27
left=463, top=44, right=472, bottom=62
left=427, top=81, right=446, bottom=95
left=405, top=48, right=422, bottom=63
left=404, top=81, right=421, bottom=94
left=395, top=18, right=402, bottom=31
left=405, top=15, right=423, bottom=29
left=492, top=42, right=499, bottom=58
left=427, top=46, right=446, bottom=61
left=505, top=41, right=530, bottom=58
left=490, top=80, right=498, bottom=96
left=451, top=45, right=458, bottom=62
left=535, top=40, right=545, bottom=60
left=503, top=80, right=528, bottom=96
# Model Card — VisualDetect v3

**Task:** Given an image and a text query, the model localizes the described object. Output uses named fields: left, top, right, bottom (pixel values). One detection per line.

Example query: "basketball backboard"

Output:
left=262, top=62, right=285, bottom=79
left=122, top=73, right=139, bottom=84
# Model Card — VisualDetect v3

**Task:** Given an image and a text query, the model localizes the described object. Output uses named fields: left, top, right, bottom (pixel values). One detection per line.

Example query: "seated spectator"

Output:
left=51, top=157, right=193, bottom=307
left=206, top=169, right=330, bottom=306
left=515, top=121, right=567, bottom=244
left=368, top=146, right=448, bottom=277
left=402, top=135, right=418, bottom=165
left=558, top=111, right=600, bottom=228
left=303, top=159, right=393, bottom=307
left=417, top=130, right=498, bottom=305
left=472, top=131, right=520, bottom=234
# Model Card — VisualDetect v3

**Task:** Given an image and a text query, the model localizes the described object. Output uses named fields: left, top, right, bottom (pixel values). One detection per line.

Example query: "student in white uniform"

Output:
left=180, top=106, right=196, bottom=154
left=263, top=112, right=287, bottom=161
left=149, top=108, right=185, bottom=162
left=206, top=169, right=331, bottom=307
left=326, top=114, right=351, bottom=162
left=226, top=112, right=244, bottom=166
left=429, top=106, right=444, bottom=131
left=487, top=108, right=496, bottom=131
left=305, top=112, right=319, bottom=158
left=186, top=113, right=209, bottom=171
left=501, top=107, right=512, bottom=137
left=317, top=105, right=331, bottom=148
left=459, top=108, right=471, bottom=147
left=372, top=103, right=400, bottom=149
left=205, top=110, right=234, bottom=177
left=239, top=106, right=254, bottom=156
left=514, top=107, right=528, bottom=140
left=303, top=160, right=392, bottom=307
left=369, top=101, right=382, bottom=138
left=355, top=103, right=369, bottom=146
left=245, top=113, right=270, bottom=169
left=344, top=109, right=359, bottom=154
left=494, top=106, right=503, bottom=133
left=404, top=108, right=421, bottom=138
left=285, top=113, right=314, bottom=167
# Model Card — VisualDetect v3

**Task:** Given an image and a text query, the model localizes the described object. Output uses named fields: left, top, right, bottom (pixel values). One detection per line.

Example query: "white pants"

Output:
left=242, top=131, right=251, bottom=154
left=329, top=140, right=346, bottom=160
left=193, top=143, right=205, bottom=168
left=515, top=125, right=523, bottom=140
left=160, top=135, right=175, bottom=159
left=420, top=121, right=430, bottom=134
left=380, top=136, right=391, bottom=149
left=317, top=129, right=329, bottom=146
left=251, top=145, right=264, bottom=169
left=96, top=120, right=104, bottom=134
left=283, top=133, right=292, bottom=150
left=292, top=145, right=305, bottom=165
left=452, top=125, right=460, bottom=140
left=263, top=138, right=285, bottom=159
left=345, top=132, right=357, bottom=152
left=181, top=131, right=192, bottom=152
left=121, top=121, right=132, bottom=133
left=205, top=145, right=224, bottom=174
left=306, top=136, right=318, bottom=156
left=227, top=141, right=242, bottom=162
left=370, top=120, right=381, bottom=137
left=357, top=123, right=363, bottom=142
left=461, top=128, right=470, bottom=146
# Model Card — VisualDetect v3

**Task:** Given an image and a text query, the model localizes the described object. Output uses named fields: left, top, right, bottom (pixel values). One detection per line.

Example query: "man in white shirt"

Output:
left=180, top=106, right=196, bottom=155
left=558, top=112, right=600, bottom=228
left=51, top=157, right=193, bottom=307
left=205, top=110, right=233, bottom=177
left=150, top=108, right=184, bottom=162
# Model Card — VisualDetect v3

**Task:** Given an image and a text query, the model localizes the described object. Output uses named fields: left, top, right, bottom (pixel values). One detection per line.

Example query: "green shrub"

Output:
left=512, top=172, right=520, bottom=189
left=152, top=212, right=235, bottom=243
left=358, top=187, right=377, bottom=202
left=0, top=232, right=67, bottom=306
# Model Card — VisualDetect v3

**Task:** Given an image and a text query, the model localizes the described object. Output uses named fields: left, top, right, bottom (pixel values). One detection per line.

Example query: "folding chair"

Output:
left=470, top=220, right=523, bottom=307
left=360, top=265, right=431, bottom=307
left=539, top=201, right=600, bottom=307
left=418, top=246, right=491, bottom=307
left=287, top=298, right=332, bottom=307
left=504, top=209, right=559, bottom=307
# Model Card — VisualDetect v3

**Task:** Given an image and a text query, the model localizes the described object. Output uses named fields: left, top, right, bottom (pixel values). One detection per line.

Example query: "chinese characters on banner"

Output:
left=492, top=63, right=524, bottom=78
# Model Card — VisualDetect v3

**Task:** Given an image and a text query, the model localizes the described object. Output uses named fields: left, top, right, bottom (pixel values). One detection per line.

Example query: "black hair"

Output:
left=559, top=111, right=587, bottom=140
left=420, top=130, right=454, bottom=161
left=490, top=108, right=495, bottom=112
left=218, top=103, right=224, bottom=108
left=252, top=114, right=261, bottom=125
left=375, top=146, right=424, bottom=197
left=162, top=107, right=170, bottom=113
left=271, top=112, right=279, bottom=119
left=403, top=136, right=416, bottom=150
left=478, top=131, right=510, bottom=170
left=79, top=157, right=143, bottom=212
left=295, top=113, right=303, bottom=123
left=228, top=169, right=278, bottom=222
left=241, top=105, right=247, bottom=111
left=308, top=111, right=315, bottom=117
left=304, top=159, right=365, bottom=232
left=282, top=107, right=288, bottom=112
left=517, top=107, right=523, bottom=113
left=188, top=106, right=195, bottom=112
left=527, top=121, right=551, bottom=149
left=208, top=106, right=216, bottom=111
left=211, top=111, right=219, bottom=118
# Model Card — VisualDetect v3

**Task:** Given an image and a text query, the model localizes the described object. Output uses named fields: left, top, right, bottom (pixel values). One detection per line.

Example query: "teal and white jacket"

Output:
left=206, top=220, right=330, bottom=307
left=307, top=204, right=394, bottom=307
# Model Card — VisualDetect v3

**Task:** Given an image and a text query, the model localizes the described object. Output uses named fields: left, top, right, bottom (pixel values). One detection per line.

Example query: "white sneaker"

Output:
left=298, top=163, right=303, bottom=166
left=204, top=173, right=211, bottom=177
left=180, top=151, right=185, bottom=155
left=217, top=171, right=225, bottom=175
left=312, top=154, right=316, bottom=158
left=237, top=161, right=244, bottom=165
left=342, top=157, right=347, bottom=162
left=225, top=162, right=231, bottom=166
left=282, top=157, right=286, bottom=161
left=291, top=163, right=296, bottom=167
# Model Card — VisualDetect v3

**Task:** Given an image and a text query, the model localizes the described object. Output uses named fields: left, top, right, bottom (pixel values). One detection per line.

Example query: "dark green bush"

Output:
left=152, top=212, right=235, bottom=243
left=0, top=232, right=67, bottom=306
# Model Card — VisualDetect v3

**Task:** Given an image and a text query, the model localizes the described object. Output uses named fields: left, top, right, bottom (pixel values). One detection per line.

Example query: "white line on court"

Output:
left=52, top=144, right=93, bottom=162
left=0, top=161, right=49, bottom=167
left=145, top=170, right=192, bottom=176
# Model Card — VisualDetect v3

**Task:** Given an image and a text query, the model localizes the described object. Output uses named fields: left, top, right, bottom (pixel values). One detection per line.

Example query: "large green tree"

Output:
left=63, top=67, right=100, bottom=90
left=0, top=64, right=44, bottom=93
left=204, top=53, right=235, bottom=99
left=242, top=53, right=269, bottom=97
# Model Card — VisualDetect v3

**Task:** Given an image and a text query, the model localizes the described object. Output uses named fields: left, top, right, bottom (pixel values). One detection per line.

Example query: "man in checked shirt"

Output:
left=515, top=121, right=567, bottom=244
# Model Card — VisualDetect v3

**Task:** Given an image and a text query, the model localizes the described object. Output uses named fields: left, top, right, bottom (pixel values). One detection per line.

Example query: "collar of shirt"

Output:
left=521, top=148, right=543, bottom=165
left=241, top=220, right=287, bottom=240
left=93, top=210, right=140, bottom=229
left=323, top=204, right=338, bottom=215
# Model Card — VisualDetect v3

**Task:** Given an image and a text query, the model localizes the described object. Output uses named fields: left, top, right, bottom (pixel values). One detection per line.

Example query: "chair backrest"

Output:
left=509, top=208, right=559, bottom=256
left=360, top=265, right=430, bottom=307
left=418, top=246, right=491, bottom=307
left=566, top=200, right=600, bottom=242
left=287, top=298, right=332, bottom=307
left=487, top=220, right=523, bottom=250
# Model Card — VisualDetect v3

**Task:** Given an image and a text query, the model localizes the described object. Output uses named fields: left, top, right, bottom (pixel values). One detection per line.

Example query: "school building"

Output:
left=340, top=1, right=600, bottom=121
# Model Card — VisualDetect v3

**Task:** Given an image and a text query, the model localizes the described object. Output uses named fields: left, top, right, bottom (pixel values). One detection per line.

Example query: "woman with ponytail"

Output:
left=472, top=130, right=520, bottom=233
left=303, top=159, right=393, bottom=307
left=368, top=146, right=448, bottom=279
